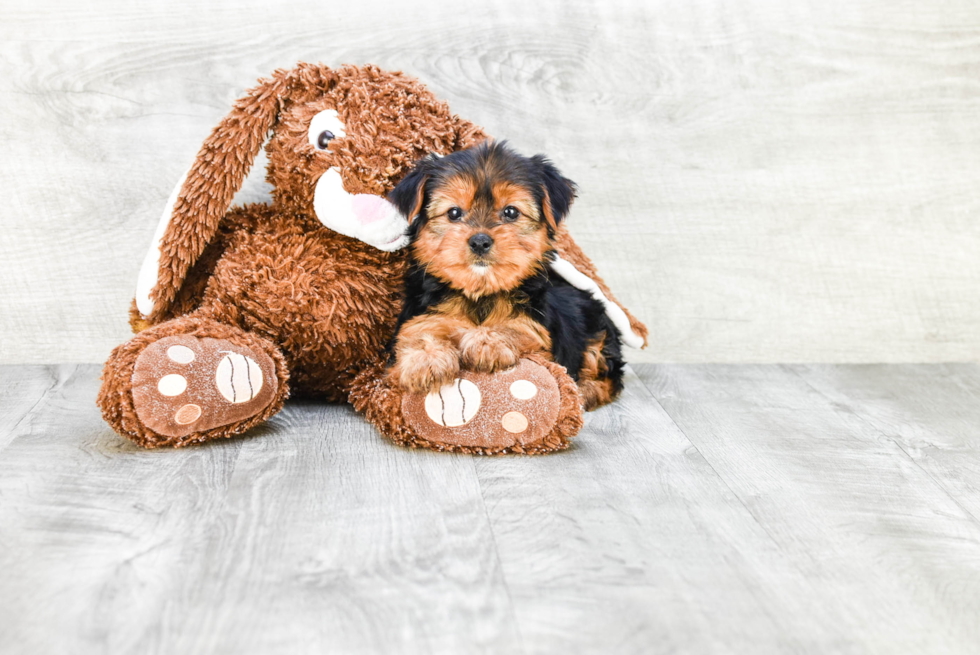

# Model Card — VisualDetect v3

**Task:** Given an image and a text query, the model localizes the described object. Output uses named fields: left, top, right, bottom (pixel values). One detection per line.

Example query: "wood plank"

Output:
left=0, top=365, right=518, bottom=654
left=635, top=363, right=980, bottom=654
left=475, top=366, right=863, bottom=654
left=0, top=364, right=76, bottom=450
left=792, top=363, right=980, bottom=522
left=5, top=363, right=980, bottom=653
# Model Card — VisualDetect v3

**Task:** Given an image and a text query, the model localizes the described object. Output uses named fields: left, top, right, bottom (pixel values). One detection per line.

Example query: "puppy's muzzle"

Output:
left=468, top=233, right=494, bottom=255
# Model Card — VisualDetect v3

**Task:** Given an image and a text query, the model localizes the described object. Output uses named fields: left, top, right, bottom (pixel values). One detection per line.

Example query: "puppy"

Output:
left=386, top=141, right=625, bottom=411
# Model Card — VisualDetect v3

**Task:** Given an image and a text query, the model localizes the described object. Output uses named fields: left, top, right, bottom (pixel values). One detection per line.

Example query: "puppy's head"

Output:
left=390, top=141, right=577, bottom=297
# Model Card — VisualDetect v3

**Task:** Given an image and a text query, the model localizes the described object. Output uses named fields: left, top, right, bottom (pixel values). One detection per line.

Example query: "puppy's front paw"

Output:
left=459, top=328, right=520, bottom=373
left=390, top=344, right=461, bottom=393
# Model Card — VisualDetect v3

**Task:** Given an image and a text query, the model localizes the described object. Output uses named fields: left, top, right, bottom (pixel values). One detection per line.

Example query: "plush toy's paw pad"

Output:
left=401, top=359, right=561, bottom=451
left=131, top=336, right=278, bottom=438
left=423, top=378, right=482, bottom=427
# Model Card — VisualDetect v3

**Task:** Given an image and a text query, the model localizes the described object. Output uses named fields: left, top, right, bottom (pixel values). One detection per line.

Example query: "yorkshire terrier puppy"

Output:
left=386, top=141, right=624, bottom=411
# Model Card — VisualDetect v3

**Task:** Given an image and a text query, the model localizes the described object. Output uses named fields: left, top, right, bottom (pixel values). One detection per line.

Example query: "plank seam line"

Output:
left=469, top=456, right=529, bottom=655
left=5, top=364, right=79, bottom=446
left=629, top=365, right=791, bottom=552
left=787, top=364, right=980, bottom=530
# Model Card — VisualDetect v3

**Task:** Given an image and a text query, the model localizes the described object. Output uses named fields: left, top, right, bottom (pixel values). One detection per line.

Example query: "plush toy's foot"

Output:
left=131, top=335, right=279, bottom=439
left=98, top=315, right=290, bottom=448
left=402, top=359, right=561, bottom=450
left=351, top=354, right=584, bottom=455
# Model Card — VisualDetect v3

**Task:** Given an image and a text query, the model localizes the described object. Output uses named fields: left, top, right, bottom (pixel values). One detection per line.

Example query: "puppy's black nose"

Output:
left=468, top=233, right=494, bottom=255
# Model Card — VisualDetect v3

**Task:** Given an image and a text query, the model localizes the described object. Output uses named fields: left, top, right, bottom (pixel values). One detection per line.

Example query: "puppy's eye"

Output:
left=447, top=207, right=463, bottom=222
left=307, top=109, right=346, bottom=151
left=502, top=206, right=520, bottom=222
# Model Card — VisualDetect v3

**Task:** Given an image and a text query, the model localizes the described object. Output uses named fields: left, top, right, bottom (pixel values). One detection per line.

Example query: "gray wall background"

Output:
left=3, top=0, right=979, bottom=365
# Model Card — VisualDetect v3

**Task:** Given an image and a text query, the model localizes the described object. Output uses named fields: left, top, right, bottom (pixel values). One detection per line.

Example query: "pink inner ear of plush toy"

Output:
left=351, top=194, right=390, bottom=224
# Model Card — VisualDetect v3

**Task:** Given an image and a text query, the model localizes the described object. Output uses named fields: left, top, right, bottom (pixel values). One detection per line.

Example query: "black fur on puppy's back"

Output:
left=514, top=262, right=624, bottom=393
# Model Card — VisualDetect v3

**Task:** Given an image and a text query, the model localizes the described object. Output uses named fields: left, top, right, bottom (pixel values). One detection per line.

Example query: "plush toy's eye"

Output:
left=447, top=207, right=463, bottom=222
left=502, top=206, right=519, bottom=222
left=307, top=109, right=346, bottom=151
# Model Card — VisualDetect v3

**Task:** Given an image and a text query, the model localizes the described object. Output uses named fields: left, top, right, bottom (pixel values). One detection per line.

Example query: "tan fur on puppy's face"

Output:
left=413, top=174, right=551, bottom=298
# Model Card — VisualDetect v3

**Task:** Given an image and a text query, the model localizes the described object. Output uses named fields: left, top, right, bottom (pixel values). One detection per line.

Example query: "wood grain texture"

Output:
left=792, top=363, right=980, bottom=527
left=3, top=0, right=980, bottom=364
left=0, top=364, right=75, bottom=450
left=3, top=362, right=980, bottom=653
left=0, top=364, right=519, bottom=654
left=636, top=363, right=980, bottom=654
left=472, top=367, right=854, bottom=653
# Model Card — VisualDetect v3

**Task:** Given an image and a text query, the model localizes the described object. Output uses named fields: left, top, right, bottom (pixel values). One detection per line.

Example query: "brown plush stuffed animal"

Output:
left=97, top=63, right=648, bottom=454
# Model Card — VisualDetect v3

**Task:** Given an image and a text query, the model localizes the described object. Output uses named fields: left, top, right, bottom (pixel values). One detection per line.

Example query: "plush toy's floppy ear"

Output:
left=531, top=154, right=577, bottom=232
left=452, top=116, right=489, bottom=151
left=388, top=160, right=431, bottom=225
left=136, top=69, right=294, bottom=321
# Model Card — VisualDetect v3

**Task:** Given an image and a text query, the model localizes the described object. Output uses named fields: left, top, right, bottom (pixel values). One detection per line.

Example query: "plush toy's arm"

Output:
left=552, top=227, right=649, bottom=349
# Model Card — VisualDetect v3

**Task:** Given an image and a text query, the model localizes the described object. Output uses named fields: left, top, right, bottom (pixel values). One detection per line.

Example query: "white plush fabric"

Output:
left=135, top=172, right=188, bottom=317
left=549, top=255, right=645, bottom=349
left=306, top=109, right=347, bottom=148
left=312, top=168, right=410, bottom=251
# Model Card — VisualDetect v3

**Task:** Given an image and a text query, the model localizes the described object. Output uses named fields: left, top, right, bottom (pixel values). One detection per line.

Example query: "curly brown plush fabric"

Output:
left=350, top=353, right=583, bottom=455
left=98, top=63, right=646, bottom=453
left=98, top=314, right=290, bottom=448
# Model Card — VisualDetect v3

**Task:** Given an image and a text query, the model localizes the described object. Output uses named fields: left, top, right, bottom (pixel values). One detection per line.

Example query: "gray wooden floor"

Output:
left=1, top=363, right=979, bottom=654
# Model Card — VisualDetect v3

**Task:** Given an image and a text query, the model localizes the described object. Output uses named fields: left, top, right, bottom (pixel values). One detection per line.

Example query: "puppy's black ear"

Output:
left=531, top=155, right=577, bottom=231
left=388, top=158, right=432, bottom=224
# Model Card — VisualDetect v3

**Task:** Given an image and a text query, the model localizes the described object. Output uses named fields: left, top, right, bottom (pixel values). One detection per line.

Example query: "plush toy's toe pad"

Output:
left=401, top=359, right=560, bottom=451
left=131, top=336, right=278, bottom=438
